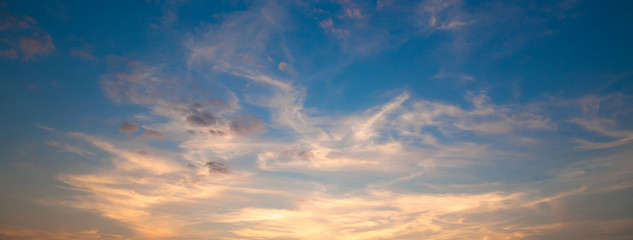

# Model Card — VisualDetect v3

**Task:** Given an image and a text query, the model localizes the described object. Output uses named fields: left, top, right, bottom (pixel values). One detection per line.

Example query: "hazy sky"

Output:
left=1, top=0, right=633, bottom=239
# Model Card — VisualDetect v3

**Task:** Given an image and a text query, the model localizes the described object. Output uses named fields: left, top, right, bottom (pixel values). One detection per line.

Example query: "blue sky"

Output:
left=1, top=0, right=633, bottom=239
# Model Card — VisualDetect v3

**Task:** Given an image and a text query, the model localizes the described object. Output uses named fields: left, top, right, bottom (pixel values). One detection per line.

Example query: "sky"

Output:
left=1, top=0, right=633, bottom=239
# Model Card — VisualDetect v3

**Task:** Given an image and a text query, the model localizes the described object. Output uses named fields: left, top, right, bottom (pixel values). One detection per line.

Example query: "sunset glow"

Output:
left=1, top=0, right=633, bottom=239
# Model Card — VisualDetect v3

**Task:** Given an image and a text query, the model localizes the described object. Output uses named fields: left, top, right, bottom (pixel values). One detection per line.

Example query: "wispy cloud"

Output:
left=568, top=95, right=633, bottom=150
left=417, top=0, right=473, bottom=31
left=7, top=1, right=632, bottom=239
left=70, top=43, right=97, bottom=61
left=62, top=144, right=94, bottom=157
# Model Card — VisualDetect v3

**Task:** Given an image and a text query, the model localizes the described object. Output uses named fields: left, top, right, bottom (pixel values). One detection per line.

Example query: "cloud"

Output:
left=396, top=91, right=552, bottom=136
left=344, top=7, right=365, bottom=19
left=46, top=132, right=282, bottom=239
left=62, top=144, right=94, bottom=157
left=206, top=161, right=229, bottom=174
left=141, top=129, right=164, bottom=139
left=417, top=0, right=473, bottom=31
left=37, top=124, right=56, bottom=132
left=574, top=137, right=633, bottom=150
left=568, top=95, right=633, bottom=150
left=118, top=121, right=140, bottom=133
left=0, top=14, right=55, bottom=61
left=214, top=191, right=523, bottom=239
left=229, top=115, right=265, bottom=135
left=0, top=49, right=18, bottom=58
left=432, top=69, right=475, bottom=82
left=69, top=132, right=181, bottom=174
left=70, top=43, right=97, bottom=61
left=18, top=33, right=55, bottom=61
left=29, top=2, right=633, bottom=239
left=318, top=18, right=348, bottom=35
left=89, top=1, right=572, bottom=177
left=570, top=118, right=633, bottom=149
left=46, top=126, right=633, bottom=239
left=319, top=18, right=333, bottom=29
left=186, top=112, right=220, bottom=127
left=437, top=19, right=471, bottom=30
left=208, top=129, right=228, bottom=136
left=187, top=1, right=288, bottom=72
left=100, top=60, right=240, bottom=122
left=100, top=61, right=163, bottom=104
left=0, top=14, right=34, bottom=31
left=277, top=61, right=287, bottom=70
left=232, top=148, right=633, bottom=239
left=0, top=225, right=126, bottom=240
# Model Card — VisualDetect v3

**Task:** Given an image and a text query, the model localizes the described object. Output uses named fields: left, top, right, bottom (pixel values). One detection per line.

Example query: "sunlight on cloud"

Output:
left=3, top=0, right=633, bottom=239
left=215, top=191, right=524, bottom=239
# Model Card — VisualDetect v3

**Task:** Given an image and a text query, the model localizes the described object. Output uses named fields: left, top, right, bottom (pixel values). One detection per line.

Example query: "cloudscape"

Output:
left=1, top=0, right=633, bottom=239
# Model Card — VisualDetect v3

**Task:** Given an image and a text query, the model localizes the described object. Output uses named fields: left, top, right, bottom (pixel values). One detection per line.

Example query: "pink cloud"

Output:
left=277, top=61, right=287, bottom=70
left=18, top=33, right=55, bottom=61
left=0, top=14, right=55, bottom=61
left=0, top=49, right=18, bottom=59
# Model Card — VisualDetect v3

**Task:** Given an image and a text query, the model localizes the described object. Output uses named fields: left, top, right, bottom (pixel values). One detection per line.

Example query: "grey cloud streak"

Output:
left=186, top=112, right=220, bottom=127
left=206, top=161, right=229, bottom=174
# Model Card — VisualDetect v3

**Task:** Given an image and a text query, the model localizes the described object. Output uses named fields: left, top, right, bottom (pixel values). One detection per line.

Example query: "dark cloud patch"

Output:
left=187, top=163, right=198, bottom=169
left=206, top=161, right=229, bottom=174
left=167, top=99, right=233, bottom=118
left=229, top=115, right=265, bottom=135
left=137, top=150, right=149, bottom=155
left=186, top=129, right=197, bottom=135
left=209, top=129, right=228, bottom=136
left=142, top=129, right=164, bottom=138
left=119, top=121, right=140, bottom=133
left=187, top=112, right=220, bottom=127
left=296, top=151, right=315, bottom=160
